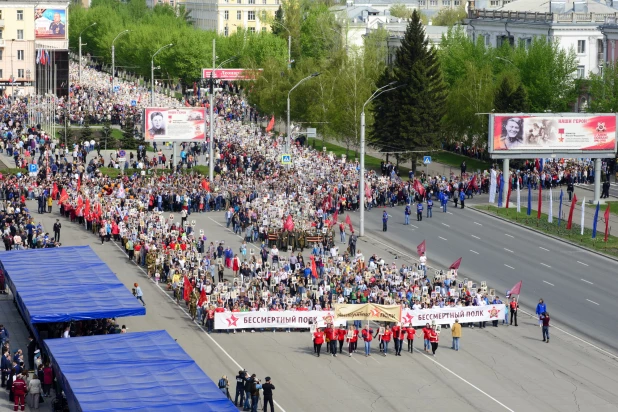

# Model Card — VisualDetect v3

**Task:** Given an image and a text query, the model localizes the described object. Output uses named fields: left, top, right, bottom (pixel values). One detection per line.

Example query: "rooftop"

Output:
left=496, top=0, right=617, bottom=13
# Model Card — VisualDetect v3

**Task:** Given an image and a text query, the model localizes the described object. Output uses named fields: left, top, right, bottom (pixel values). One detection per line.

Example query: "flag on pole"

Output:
left=449, top=257, right=462, bottom=270
left=469, top=174, right=478, bottom=191
left=537, top=184, right=542, bottom=219
left=558, top=190, right=564, bottom=226
left=266, top=116, right=275, bottom=132
left=506, top=178, right=512, bottom=209
left=345, top=214, right=353, bottom=232
left=417, top=240, right=426, bottom=256
left=509, top=280, right=523, bottom=296
left=413, top=179, right=426, bottom=197
left=592, top=202, right=600, bottom=239
left=604, top=204, right=611, bottom=242
left=567, top=193, right=578, bottom=230
left=526, top=184, right=532, bottom=216
left=198, top=288, right=207, bottom=307
left=548, top=188, right=553, bottom=223
left=310, top=255, right=318, bottom=278
left=517, top=178, right=521, bottom=213
left=497, top=174, right=504, bottom=207
left=580, top=197, right=586, bottom=235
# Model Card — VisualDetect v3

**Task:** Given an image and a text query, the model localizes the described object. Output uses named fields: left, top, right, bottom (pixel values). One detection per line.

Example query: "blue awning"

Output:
left=0, top=246, right=145, bottom=324
left=44, top=330, right=237, bottom=412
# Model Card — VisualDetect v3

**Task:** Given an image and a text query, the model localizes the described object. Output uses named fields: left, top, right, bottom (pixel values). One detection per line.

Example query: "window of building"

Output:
left=237, top=10, right=242, bottom=19
left=18, top=69, right=24, bottom=78
left=485, top=34, right=490, bottom=46
left=419, top=0, right=426, bottom=4
left=576, top=65, right=585, bottom=79
left=430, top=0, right=437, bottom=5
left=224, top=10, right=229, bottom=20
left=248, top=11, right=255, bottom=20
left=490, top=0, right=499, bottom=5
left=224, top=26, right=229, bottom=36
left=0, top=50, right=3, bottom=60
left=248, top=0, right=255, bottom=4
left=237, top=0, right=241, bottom=4
left=0, top=70, right=3, bottom=79
left=170, top=0, right=174, bottom=6
left=443, top=0, right=450, bottom=5
left=17, top=30, right=23, bottom=40
left=0, top=30, right=3, bottom=40
left=249, top=27, right=255, bottom=33
left=454, top=0, right=460, bottom=5
left=577, top=40, right=586, bottom=54
left=17, top=50, right=24, bottom=60
left=17, top=10, right=23, bottom=20
left=263, top=0, right=267, bottom=4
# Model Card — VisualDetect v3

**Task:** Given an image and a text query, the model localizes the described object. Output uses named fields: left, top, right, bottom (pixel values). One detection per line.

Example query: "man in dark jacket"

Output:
left=234, top=370, right=245, bottom=407
left=1, top=350, right=10, bottom=387
left=262, top=377, right=275, bottom=412
left=27, top=336, right=37, bottom=371
left=243, top=373, right=253, bottom=411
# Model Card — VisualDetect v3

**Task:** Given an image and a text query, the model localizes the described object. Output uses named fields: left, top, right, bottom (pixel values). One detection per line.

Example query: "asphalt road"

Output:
left=347, top=197, right=618, bottom=353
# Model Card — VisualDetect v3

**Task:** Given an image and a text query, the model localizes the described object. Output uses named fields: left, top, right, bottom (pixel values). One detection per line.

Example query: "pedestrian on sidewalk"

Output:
left=541, top=312, right=550, bottom=342
left=382, top=211, right=388, bottom=232
left=510, top=297, right=518, bottom=326
left=459, top=190, right=465, bottom=209
left=536, top=299, right=547, bottom=327
left=451, top=319, right=461, bottom=351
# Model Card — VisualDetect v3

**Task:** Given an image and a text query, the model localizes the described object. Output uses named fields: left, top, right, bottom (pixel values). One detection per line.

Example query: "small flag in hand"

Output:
left=509, top=280, right=523, bottom=296
left=449, top=257, right=462, bottom=270
left=417, top=240, right=426, bottom=256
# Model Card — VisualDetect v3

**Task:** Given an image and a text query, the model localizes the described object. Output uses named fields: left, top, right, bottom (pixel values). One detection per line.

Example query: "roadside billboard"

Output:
left=489, top=113, right=617, bottom=157
left=143, top=108, right=206, bottom=141
left=201, top=69, right=263, bottom=80
left=35, top=7, right=67, bottom=39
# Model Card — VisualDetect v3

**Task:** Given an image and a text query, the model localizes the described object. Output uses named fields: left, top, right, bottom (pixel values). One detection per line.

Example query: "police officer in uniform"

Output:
left=49, top=13, right=65, bottom=36
left=146, top=250, right=157, bottom=277
left=189, top=291, right=197, bottom=321
left=234, top=370, right=246, bottom=407
left=148, top=111, right=166, bottom=138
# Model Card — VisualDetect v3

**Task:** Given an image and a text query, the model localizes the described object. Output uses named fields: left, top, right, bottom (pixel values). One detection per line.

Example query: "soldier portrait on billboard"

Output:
left=499, top=117, right=524, bottom=150
left=49, top=13, right=65, bottom=36
left=148, top=111, right=166, bottom=138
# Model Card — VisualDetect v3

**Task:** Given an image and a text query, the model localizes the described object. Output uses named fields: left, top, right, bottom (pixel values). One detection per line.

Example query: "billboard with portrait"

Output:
left=489, top=113, right=617, bottom=156
left=35, top=8, right=67, bottom=39
left=144, top=108, right=206, bottom=141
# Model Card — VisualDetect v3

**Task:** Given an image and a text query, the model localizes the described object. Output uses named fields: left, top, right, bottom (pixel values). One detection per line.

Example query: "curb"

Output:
left=470, top=206, right=618, bottom=263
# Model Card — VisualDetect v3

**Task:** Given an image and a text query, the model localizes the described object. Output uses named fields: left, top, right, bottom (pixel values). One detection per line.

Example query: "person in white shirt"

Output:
left=419, top=253, right=427, bottom=276
left=62, top=326, right=70, bottom=338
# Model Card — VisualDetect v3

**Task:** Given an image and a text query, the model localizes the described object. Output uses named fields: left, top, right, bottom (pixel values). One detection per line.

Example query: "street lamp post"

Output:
left=150, top=43, right=173, bottom=107
left=111, top=30, right=130, bottom=93
left=359, top=82, right=397, bottom=237
left=79, top=22, right=97, bottom=84
left=287, top=73, right=320, bottom=157
left=271, top=21, right=292, bottom=69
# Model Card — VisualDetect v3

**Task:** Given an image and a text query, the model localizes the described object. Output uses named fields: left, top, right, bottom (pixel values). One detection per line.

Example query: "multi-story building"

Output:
left=0, top=1, right=69, bottom=97
left=159, top=0, right=281, bottom=34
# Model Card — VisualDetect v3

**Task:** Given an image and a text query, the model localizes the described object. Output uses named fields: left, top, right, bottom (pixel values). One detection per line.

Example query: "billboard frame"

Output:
left=143, top=107, right=207, bottom=141
left=488, top=113, right=618, bottom=159
left=201, top=68, right=263, bottom=81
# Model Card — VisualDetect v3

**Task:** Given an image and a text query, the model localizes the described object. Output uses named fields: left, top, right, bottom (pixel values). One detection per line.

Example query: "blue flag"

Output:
left=498, top=174, right=504, bottom=207
left=592, top=201, right=600, bottom=238
left=526, top=183, right=532, bottom=216
left=558, top=189, right=564, bottom=226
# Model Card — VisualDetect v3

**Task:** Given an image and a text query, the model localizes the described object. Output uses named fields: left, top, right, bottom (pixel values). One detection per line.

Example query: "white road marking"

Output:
left=447, top=212, right=453, bottom=215
left=577, top=261, right=589, bottom=267
left=471, top=235, right=480, bottom=240
left=504, top=264, right=515, bottom=269
left=410, top=224, right=419, bottom=229
left=369, top=356, right=381, bottom=365
left=581, top=279, right=593, bottom=285
left=505, top=234, right=514, bottom=238
left=350, top=355, right=362, bottom=364
left=470, top=250, right=479, bottom=254
left=540, top=263, right=551, bottom=268
left=441, top=223, right=450, bottom=228
left=586, top=299, right=600, bottom=306
left=419, top=352, right=515, bottom=412
left=503, top=248, right=514, bottom=253
left=439, top=236, right=448, bottom=241
left=474, top=222, right=482, bottom=226
left=539, top=247, right=550, bottom=251
left=388, top=214, right=393, bottom=217
left=543, top=281, right=555, bottom=286
left=363, top=233, right=618, bottom=361
left=110, top=237, right=288, bottom=412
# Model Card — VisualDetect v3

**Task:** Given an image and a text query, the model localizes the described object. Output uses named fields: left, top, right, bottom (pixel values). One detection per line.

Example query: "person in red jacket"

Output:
left=381, top=325, right=392, bottom=356
left=361, top=325, right=373, bottom=356
left=429, top=326, right=439, bottom=356
left=422, top=323, right=432, bottom=352
left=405, top=324, right=416, bottom=353
left=12, top=373, right=26, bottom=411
left=392, top=323, right=404, bottom=356
left=313, top=328, right=324, bottom=357
left=346, top=326, right=355, bottom=357
left=337, top=326, right=346, bottom=354
left=324, top=325, right=337, bottom=357
left=351, top=326, right=359, bottom=353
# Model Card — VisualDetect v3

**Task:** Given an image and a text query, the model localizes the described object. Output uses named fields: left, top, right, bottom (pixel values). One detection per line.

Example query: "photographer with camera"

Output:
left=249, top=375, right=262, bottom=412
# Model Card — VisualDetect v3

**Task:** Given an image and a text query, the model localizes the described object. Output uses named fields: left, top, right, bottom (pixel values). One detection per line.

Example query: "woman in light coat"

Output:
left=27, top=371, right=42, bottom=409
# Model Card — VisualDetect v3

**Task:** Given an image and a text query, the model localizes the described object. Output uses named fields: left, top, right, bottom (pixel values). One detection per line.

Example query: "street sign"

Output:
left=423, top=156, right=432, bottom=165
left=118, top=150, right=126, bottom=157
left=28, top=164, right=38, bottom=173
left=306, top=128, right=317, bottom=138
left=281, top=154, right=292, bottom=164
left=131, top=100, right=137, bottom=107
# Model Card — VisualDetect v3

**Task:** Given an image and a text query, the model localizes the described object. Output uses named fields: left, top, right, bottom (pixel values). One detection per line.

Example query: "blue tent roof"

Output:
left=44, top=330, right=236, bottom=412
left=0, top=246, right=145, bottom=324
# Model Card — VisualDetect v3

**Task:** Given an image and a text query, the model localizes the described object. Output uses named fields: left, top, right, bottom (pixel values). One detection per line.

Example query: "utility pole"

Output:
left=79, top=23, right=97, bottom=84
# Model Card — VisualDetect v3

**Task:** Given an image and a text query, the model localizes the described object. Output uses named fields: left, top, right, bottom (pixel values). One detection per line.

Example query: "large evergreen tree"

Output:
left=494, top=75, right=529, bottom=113
left=371, top=10, right=446, bottom=172
left=120, top=118, right=137, bottom=150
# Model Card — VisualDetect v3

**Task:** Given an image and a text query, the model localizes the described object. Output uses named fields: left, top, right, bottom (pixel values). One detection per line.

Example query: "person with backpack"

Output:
left=218, top=375, right=230, bottom=400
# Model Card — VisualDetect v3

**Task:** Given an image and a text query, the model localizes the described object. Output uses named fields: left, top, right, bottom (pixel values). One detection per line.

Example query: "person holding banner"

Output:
left=325, top=325, right=337, bottom=357
left=422, top=323, right=432, bottom=352
left=337, top=326, right=346, bottom=354
left=381, top=325, right=392, bottom=356
left=392, top=323, right=403, bottom=356
left=346, top=326, right=355, bottom=357
left=361, top=325, right=373, bottom=357
left=313, top=327, right=324, bottom=357
left=429, top=326, right=439, bottom=356
left=510, top=297, right=519, bottom=326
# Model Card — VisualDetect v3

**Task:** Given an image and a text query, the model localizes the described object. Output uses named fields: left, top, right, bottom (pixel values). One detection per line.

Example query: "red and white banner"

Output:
left=201, top=68, right=263, bottom=81
left=215, top=310, right=346, bottom=330
left=402, top=305, right=506, bottom=327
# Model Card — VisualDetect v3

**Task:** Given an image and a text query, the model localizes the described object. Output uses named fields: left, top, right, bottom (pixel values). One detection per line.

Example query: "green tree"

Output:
left=494, top=74, right=529, bottom=113
left=272, top=6, right=284, bottom=35
left=101, top=120, right=113, bottom=150
left=120, top=119, right=137, bottom=150
left=58, top=124, right=74, bottom=147
left=372, top=10, right=446, bottom=171
left=390, top=3, right=413, bottom=19
left=431, top=6, right=467, bottom=26
left=80, top=120, right=93, bottom=144
left=587, top=63, right=618, bottom=112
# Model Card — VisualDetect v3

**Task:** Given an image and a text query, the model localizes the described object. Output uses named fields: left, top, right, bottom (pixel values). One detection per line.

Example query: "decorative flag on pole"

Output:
left=506, top=177, right=512, bottom=209
left=537, top=184, right=543, bottom=219
left=413, top=180, right=426, bottom=197
left=548, top=188, right=553, bottom=223
left=310, top=255, right=318, bottom=278
left=417, top=240, right=426, bottom=256
left=58, top=188, right=68, bottom=205
left=567, top=193, right=578, bottom=230
left=516, top=180, right=521, bottom=213
left=580, top=197, right=586, bottom=235
left=526, top=184, right=532, bottom=216
left=509, top=280, right=523, bottom=296
left=592, top=202, right=600, bottom=239
left=266, top=116, right=275, bottom=132
left=198, top=288, right=207, bottom=307
left=469, top=174, right=478, bottom=192
left=449, top=257, right=462, bottom=270
left=497, top=174, right=504, bottom=207
left=345, top=214, right=353, bottom=232
left=604, top=204, right=611, bottom=242
left=558, top=190, right=564, bottom=226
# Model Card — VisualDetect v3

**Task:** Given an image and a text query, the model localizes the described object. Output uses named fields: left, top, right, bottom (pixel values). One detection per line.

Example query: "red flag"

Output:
left=310, top=255, right=318, bottom=278
left=96, top=202, right=102, bottom=218
left=417, top=240, right=426, bottom=256
left=537, top=184, right=542, bottom=219
left=469, top=174, right=478, bottom=191
left=506, top=178, right=512, bottom=209
left=449, top=257, right=462, bottom=270
left=52, top=183, right=58, bottom=199
left=345, top=214, right=353, bottom=232
left=76, top=196, right=83, bottom=213
left=200, top=179, right=210, bottom=192
left=566, top=193, right=578, bottom=229
left=266, top=116, right=275, bottom=132
left=183, top=276, right=192, bottom=301
left=85, top=198, right=90, bottom=217
left=198, top=288, right=207, bottom=307
left=413, top=179, right=426, bottom=197
left=283, top=215, right=294, bottom=231
left=604, top=204, right=611, bottom=242
left=58, top=188, right=68, bottom=205
left=331, top=210, right=339, bottom=228
left=509, top=280, right=523, bottom=296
